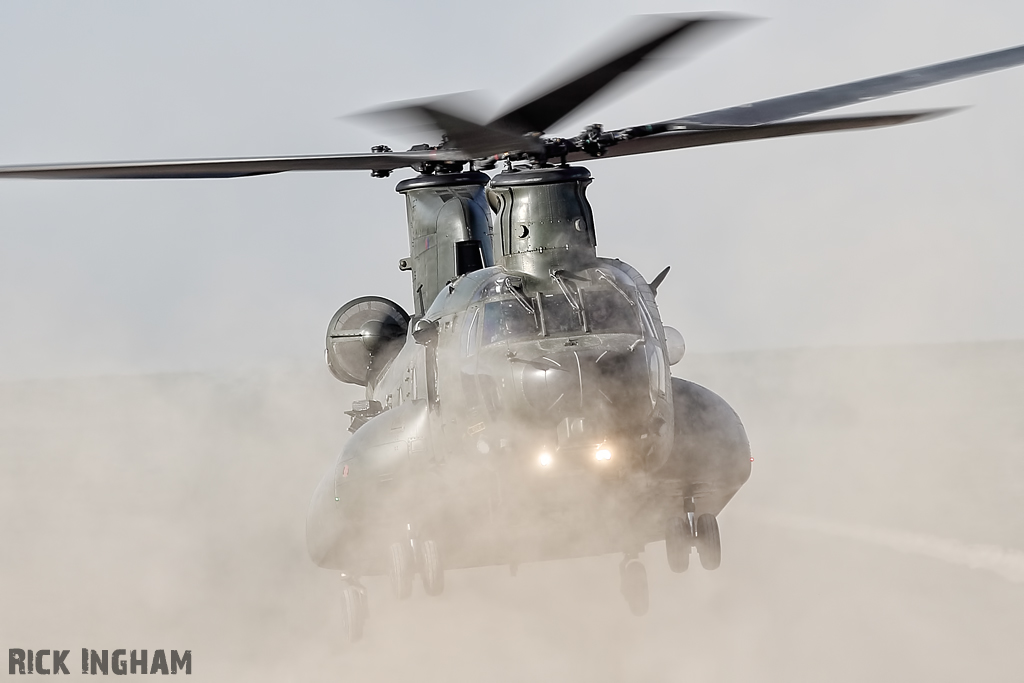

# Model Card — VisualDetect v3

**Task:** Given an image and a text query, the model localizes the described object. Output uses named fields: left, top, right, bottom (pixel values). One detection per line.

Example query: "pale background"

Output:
left=2, top=0, right=1023, bottom=379
left=1, top=2, right=1023, bottom=681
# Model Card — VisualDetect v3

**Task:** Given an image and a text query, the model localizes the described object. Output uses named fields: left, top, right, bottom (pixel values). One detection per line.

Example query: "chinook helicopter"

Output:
left=3, top=13, right=1024, bottom=642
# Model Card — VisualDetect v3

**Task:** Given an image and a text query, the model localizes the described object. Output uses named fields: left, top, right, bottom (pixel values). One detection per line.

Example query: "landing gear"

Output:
left=388, top=527, right=445, bottom=599
left=388, top=541, right=413, bottom=599
left=695, top=513, right=721, bottom=570
left=665, top=516, right=691, bottom=573
left=418, top=538, right=445, bottom=596
left=619, top=556, right=649, bottom=616
left=340, top=577, right=368, bottom=644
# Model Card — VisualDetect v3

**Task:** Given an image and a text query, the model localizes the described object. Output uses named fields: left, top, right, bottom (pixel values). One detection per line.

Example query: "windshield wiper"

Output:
left=596, top=269, right=634, bottom=306
left=504, top=276, right=535, bottom=314
left=550, top=270, right=582, bottom=313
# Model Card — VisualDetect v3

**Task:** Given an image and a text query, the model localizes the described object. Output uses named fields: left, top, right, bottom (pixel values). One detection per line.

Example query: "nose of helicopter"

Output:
left=519, top=348, right=648, bottom=421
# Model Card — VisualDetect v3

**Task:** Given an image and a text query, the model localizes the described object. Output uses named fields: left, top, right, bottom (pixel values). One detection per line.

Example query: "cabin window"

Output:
left=648, top=346, right=667, bottom=405
left=637, top=298, right=658, bottom=338
left=461, top=307, right=480, bottom=355
left=461, top=307, right=483, bottom=406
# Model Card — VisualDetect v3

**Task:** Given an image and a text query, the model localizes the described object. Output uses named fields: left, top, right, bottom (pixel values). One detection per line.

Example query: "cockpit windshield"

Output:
left=480, top=284, right=641, bottom=345
left=483, top=300, right=540, bottom=345
left=540, top=294, right=583, bottom=335
left=583, top=289, right=641, bottom=334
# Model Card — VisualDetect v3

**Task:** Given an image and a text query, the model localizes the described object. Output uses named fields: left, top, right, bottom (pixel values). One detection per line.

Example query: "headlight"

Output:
left=595, top=447, right=612, bottom=461
left=538, top=452, right=553, bottom=467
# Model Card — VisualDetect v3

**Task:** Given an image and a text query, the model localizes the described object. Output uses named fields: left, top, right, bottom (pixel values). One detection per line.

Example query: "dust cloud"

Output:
left=2, top=343, right=1023, bottom=682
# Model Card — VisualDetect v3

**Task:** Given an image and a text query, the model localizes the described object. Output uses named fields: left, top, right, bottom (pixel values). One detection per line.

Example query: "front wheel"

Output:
left=665, top=516, right=691, bottom=573
left=419, top=539, right=445, bottom=596
left=388, top=542, right=413, bottom=599
left=695, top=514, right=721, bottom=570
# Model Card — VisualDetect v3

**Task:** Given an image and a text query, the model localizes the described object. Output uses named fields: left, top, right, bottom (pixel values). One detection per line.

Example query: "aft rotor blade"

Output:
left=489, top=13, right=746, bottom=135
left=569, top=109, right=953, bottom=162
left=670, top=43, right=1024, bottom=128
left=0, top=150, right=470, bottom=179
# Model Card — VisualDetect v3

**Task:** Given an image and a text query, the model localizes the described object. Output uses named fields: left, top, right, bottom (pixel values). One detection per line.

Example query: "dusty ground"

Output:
left=2, top=342, right=1022, bottom=682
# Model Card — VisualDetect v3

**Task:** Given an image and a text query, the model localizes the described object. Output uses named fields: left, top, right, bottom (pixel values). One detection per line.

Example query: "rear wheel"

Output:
left=620, top=559, right=649, bottom=616
left=419, top=539, right=445, bottom=596
left=388, top=542, right=413, bottom=599
left=665, top=516, right=691, bottom=573
left=695, top=514, right=721, bottom=570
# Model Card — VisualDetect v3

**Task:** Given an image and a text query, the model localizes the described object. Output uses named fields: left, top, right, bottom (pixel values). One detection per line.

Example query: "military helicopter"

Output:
left=3, top=13, right=1024, bottom=642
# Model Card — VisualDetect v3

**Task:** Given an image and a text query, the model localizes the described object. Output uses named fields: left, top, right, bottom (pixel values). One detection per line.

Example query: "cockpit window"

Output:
left=583, top=289, right=641, bottom=334
left=482, top=300, right=540, bottom=345
left=539, top=294, right=583, bottom=335
left=478, top=283, right=641, bottom=344
left=462, top=307, right=480, bottom=354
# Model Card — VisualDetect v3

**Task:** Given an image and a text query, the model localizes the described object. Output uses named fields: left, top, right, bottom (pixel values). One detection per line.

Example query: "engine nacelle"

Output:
left=325, top=296, right=410, bottom=386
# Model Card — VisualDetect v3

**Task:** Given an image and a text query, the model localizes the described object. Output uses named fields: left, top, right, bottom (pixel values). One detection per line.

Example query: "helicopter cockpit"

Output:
left=481, top=284, right=643, bottom=345
left=445, top=265, right=646, bottom=348
left=421, top=262, right=671, bottom=479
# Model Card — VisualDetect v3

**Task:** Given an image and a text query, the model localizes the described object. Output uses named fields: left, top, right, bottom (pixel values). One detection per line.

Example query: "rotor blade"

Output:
left=422, top=105, right=544, bottom=156
left=488, top=13, right=747, bottom=135
left=670, top=43, right=1024, bottom=128
left=567, top=109, right=954, bottom=162
left=0, top=149, right=471, bottom=179
left=364, top=99, right=543, bottom=157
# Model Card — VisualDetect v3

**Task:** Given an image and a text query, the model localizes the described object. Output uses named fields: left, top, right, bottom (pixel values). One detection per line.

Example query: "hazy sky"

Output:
left=2, top=0, right=1024, bottom=379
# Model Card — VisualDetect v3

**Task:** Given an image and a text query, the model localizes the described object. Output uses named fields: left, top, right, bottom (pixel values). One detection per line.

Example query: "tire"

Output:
left=620, top=559, right=649, bottom=616
left=341, top=586, right=365, bottom=643
left=665, top=516, right=691, bottom=573
left=388, top=542, right=413, bottom=600
left=695, top=513, right=721, bottom=570
left=419, top=539, right=445, bottom=596
left=357, top=585, right=369, bottom=622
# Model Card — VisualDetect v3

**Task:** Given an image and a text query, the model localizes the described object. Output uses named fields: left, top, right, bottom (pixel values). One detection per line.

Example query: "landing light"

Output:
left=538, top=452, right=553, bottom=467
left=595, top=448, right=612, bottom=461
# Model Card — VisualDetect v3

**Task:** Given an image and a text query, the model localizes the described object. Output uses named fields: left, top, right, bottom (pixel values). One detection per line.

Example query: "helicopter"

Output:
left=2, top=13, right=1024, bottom=643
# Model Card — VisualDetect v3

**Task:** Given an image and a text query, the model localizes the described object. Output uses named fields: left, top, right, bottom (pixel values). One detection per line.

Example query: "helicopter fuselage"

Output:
left=306, top=168, right=752, bottom=574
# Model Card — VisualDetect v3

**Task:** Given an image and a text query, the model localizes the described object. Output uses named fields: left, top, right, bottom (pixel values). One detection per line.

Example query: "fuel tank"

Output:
left=659, top=377, right=751, bottom=517
left=306, top=398, right=435, bottom=573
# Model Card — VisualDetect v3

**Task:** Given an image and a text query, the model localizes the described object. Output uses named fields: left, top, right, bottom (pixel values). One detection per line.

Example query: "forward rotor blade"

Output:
left=363, top=99, right=543, bottom=157
left=670, top=43, right=1024, bottom=128
left=489, top=13, right=746, bottom=136
left=0, top=149, right=470, bottom=179
left=420, top=105, right=544, bottom=156
left=568, top=109, right=953, bottom=162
